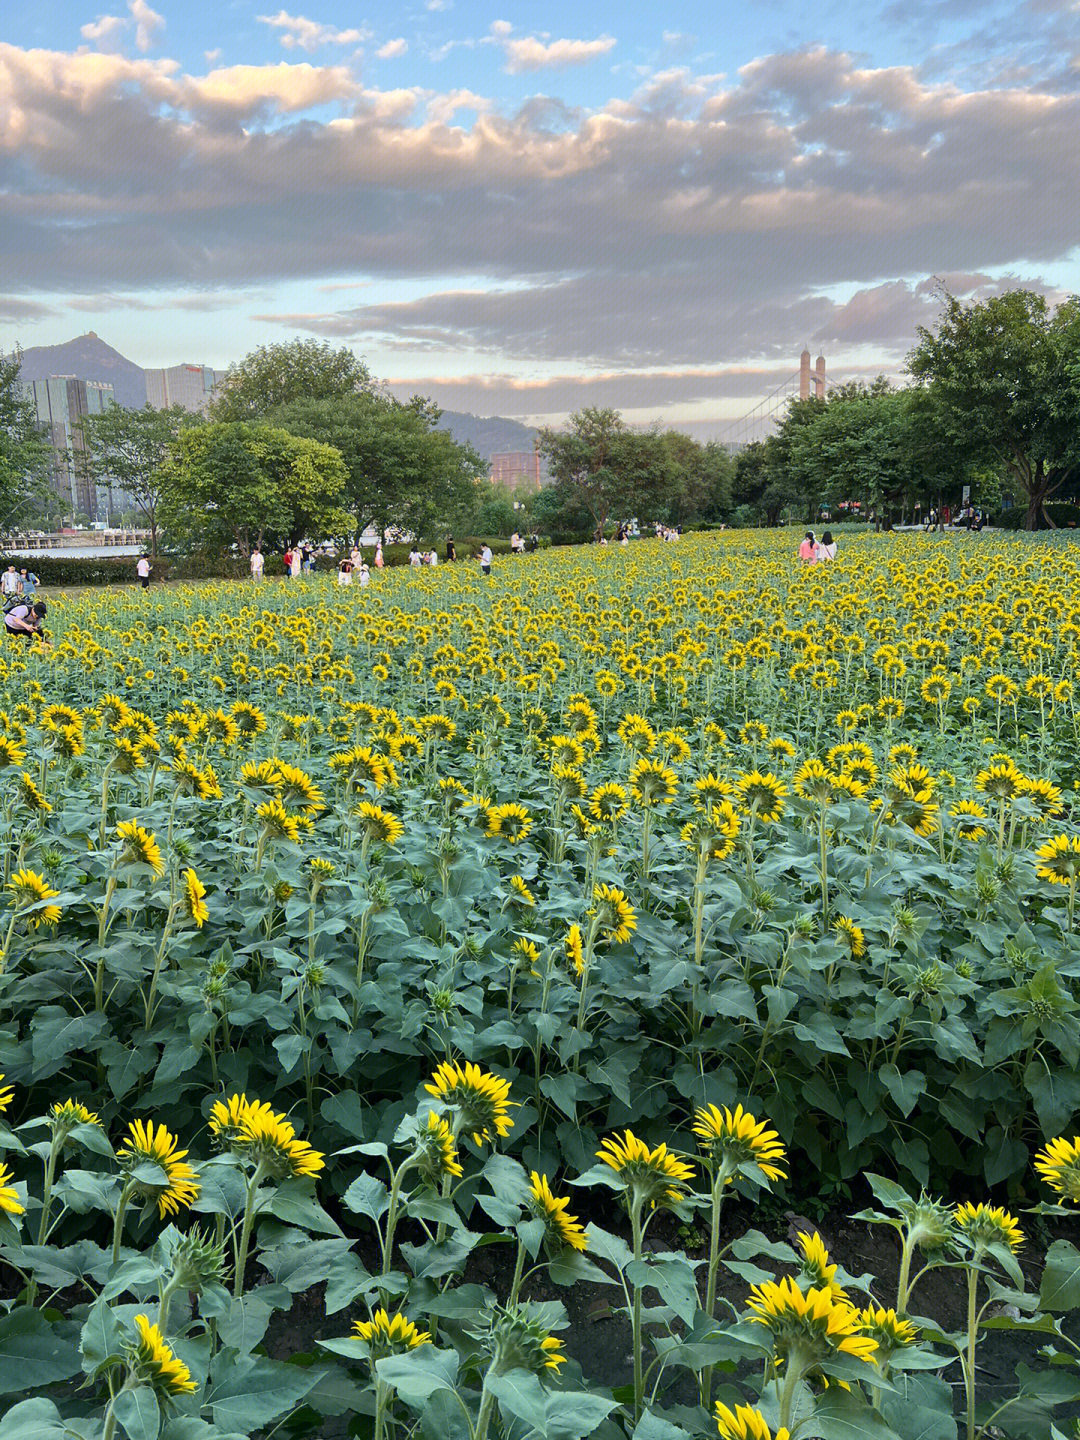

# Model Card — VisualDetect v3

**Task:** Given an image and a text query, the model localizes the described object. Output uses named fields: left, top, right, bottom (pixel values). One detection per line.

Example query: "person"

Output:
left=818, top=530, right=838, bottom=561
left=358, top=561, right=370, bottom=588
left=374, top=542, right=384, bottom=569
left=301, top=544, right=313, bottom=573
left=446, top=535, right=456, bottom=562
left=136, top=554, right=151, bottom=590
left=528, top=532, right=539, bottom=553
left=408, top=546, right=422, bottom=567
left=337, top=555, right=354, bottom=586
left=4, top=599, right=47, bottom=643
left=20, top=568, right=39, bottom=600
left=510, top=531, right=520, bottom=554
left=350, top=545, right=362, bottom=569
left=250, top=547, right=264, bottom=581
left=427, top=548, right=438, bottom=566
left=797, top=532, right=817, bottom=562
left=0, top=565, right=19, bottom=598
left=290, top=548, right=302, bottom=579
left=480, top=543, right=493, bottom=577
left=283, top=547, right=293, bottom=577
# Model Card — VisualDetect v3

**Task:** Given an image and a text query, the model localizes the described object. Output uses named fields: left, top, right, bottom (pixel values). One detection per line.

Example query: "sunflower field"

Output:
left=3, top=530, right=1080, bottom=1439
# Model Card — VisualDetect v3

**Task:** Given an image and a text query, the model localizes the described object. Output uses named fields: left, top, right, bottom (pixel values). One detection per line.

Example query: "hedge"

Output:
left=0, top=536, right=548, bottom=591
left=994, top=502, right=1080, bottom=531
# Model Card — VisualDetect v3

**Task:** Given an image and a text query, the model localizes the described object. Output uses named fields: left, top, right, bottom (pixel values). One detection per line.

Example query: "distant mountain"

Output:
left=434, top=410, right=540, bottom=462
left=15, top=332, right=148, bottom=408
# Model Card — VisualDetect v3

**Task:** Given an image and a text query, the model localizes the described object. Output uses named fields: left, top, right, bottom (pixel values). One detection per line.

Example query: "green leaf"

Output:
left=543, top=1391, right=619, bottom=1440
left=813, top=1387, right=903, bottom=1439
left=342, top=1170, right=389, bottom=1221
left=1041, top=1239, right=1080, bottom=1312
left=881, top=1374, right=957, bottom=1440
left=420, top=1389, right=473, bottom=1440
left=486, top=1370, right=549, bottom=1431
left=880, top=1064, right=926, bottom=1117
left=0, top=1399, right=66, bottom=1440
left=375, top=1347, right=459, bottom=1405
left=208, top=1355, right=325, bottom=1428
left=632, top=1415, right=692, bottom=1440
left=0, top=1309, right=82, bottom=1395
left=625, top=1258, right=700, bottom=1325
left=114, top=1386, right=162, bottom=1440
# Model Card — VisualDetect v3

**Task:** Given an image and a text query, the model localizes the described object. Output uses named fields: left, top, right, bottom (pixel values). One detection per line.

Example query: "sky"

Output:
left=2, top=0, right=1079, bottom=435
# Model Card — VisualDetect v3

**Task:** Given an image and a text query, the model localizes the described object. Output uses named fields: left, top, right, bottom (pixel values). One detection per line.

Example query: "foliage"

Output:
left=159, top=422, right=349, bottom=552
left=0, top=351, right=52, bottom=532
left=209, top=340, right=376, bottom=423
left=76, top=404, right=204, bottom=556
left=0, top=531, right=1079, bottom=1433
left=908, top=288, right=1080, bottom=530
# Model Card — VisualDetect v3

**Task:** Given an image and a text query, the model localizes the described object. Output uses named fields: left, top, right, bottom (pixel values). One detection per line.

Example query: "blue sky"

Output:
left=3, top=0, right=1079, bottom=431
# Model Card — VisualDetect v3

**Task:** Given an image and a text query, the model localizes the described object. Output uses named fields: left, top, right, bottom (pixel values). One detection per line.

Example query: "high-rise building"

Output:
left=145, top=364, right=220, bottom=414
left=22, top=376, right=115, bottom=521
left=490, top=451, right=543, bottom=490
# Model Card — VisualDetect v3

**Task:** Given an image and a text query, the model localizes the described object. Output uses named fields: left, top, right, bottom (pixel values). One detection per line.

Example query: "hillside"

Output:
left=14, top=332, right=148, bottom=408
left=433, top=410, right=540, bottom=461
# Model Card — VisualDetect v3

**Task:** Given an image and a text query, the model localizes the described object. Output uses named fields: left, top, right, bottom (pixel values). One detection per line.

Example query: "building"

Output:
left=490, top=450, right=543, bottom=491
left=145, top=364, right=220, bottom=414
left=22, top=376, right=116, bottom=521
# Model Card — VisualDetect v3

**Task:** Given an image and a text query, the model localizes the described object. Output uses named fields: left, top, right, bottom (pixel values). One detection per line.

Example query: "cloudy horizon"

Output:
left=2, top=0, right=1078, bottom=434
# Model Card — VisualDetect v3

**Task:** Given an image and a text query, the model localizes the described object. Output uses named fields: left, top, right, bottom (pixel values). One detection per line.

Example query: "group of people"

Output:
left=509, top=532, right=540, bottom=554
left=797, top=530, right=839, bottom=562
left=1, top=564, right=47, bottom=644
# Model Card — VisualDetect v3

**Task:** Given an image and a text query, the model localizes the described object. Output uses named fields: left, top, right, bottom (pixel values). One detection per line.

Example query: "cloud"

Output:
left=4, top=35, right=1080, bottom=392
left=0, top=297, right=56, bottom=322
left=256, top=10, right=367, bottom=52
left=376, top=39, right=408, bottom=60
left=489, top=26, right=617, bottom=73
left=81, top=0, right=164, bottom=53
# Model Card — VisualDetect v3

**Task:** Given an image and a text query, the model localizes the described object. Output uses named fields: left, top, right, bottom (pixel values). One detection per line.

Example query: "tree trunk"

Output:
left=1024, top=459, right=1049, bottom=531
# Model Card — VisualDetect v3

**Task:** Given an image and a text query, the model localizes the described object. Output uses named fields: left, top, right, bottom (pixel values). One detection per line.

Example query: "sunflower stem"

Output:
left=507, top=1234, right=528, bottom=1308
left=111, top=1179, right=135, bottom=1265
left=964, top=1262, right=980, bottom=1440
left=699, top=1168, right=730, bottom=1407
left=143, top=895, right=178, bottom=1032
left=629, top=1194, right=645, bottom=1425
left=234, top=1161, right=268, bottom=1298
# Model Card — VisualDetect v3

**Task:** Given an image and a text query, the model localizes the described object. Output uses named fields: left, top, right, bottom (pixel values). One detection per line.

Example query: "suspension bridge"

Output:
left=717, top=349, right=835, bottom=451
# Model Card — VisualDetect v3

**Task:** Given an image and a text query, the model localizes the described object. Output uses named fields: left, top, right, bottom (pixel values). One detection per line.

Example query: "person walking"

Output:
left=446, top=535, right=456, bottom=562
left=250, top=547, right=264, bottom=581
left=817, top=530, right=838, bottom=561
left=374, top=542, right=384, bottom=569
left=0, top=565, right=19, bottom=599
left=136, top=554, right=151, bottom=590
left=480, top=543, right=493, bottom=577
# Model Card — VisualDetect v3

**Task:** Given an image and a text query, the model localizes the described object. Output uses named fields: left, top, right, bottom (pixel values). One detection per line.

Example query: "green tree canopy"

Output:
left=210, top=340, right=376, bottom=423
left=266, top=392, right=485, bottom=542
left=160, top=422, right=348, bottom=554
left=907, top=289, right=1080, bottom=529
left=0, top=352, right=52, bottom=530
left=76, top=402, right=203, bottom=554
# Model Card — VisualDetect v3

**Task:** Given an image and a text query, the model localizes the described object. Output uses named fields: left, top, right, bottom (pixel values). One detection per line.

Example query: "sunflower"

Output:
left=6, top=869, right=62, bottom=928
left=550, top=764, right=587, bottom=802
left=591, top=883, right=637, bottom=944
left=172, top=757, right=212, bottom=797
left=230, top=701, right=268, bottom=737
left=629, top=757, right=678, bottom=807
left=954, top=1201, right=1024, bottom=1253
left=508, top=875, right=535, bottom=907
left=0, top=1163, right=24, bottom=1216
left=833, top=915, right=866, bottom=958
left=1033, top=1136, right=1080, bottom=1202
left=182, top=868, right=209, bottom=928
left=858, top=1307, right=918, bottom=1352
left=691, top=1104, right=787, bottom=1183
left=511, top=938, right=541, bottom=975
left=236, top=1104, right=326, bottom=1180
left=746, top=1277, right=877, bottom=1367
left=528, top=1172, right=589, bottom=1253
left=548, top=735, right=586, bottom=769
left=682, top=802, right=740, bottom=861
left=736, top=770, right=787, bottom=823
left=482, top=1304, right=566, bottom=1373
left=0, top=1075, right=12, bottom=1112
left=117, top=1120, right=201, bottom=1218
left=588, top=782, right=627, bottom=823
left=48, top=1098, right=102, bottom=1141
left=950, top=800, right=989, bottom=842
left=208, top=1093, right=277, bottom=1147
left=488, top=802, right=533, bottom=844
left=565, top=923, right=585, bottom=976
left=0, top=735, right=27, bottom=769
left=693, top=773, right=737, bottom=809
left=256, top=798, right=301, bottom=844
left=1034, top=834, right=1080, bottom=885
left=596, top=1129, right=695, bottom=1208
left=617, top=713, right=657, bottom=754
left=15, top=772, right=51, bottom=813
left=714, top=1403, right=790, bottom=1440
left=274, top=761, right=326, bottom=813
left=353, top=801, right=405, bottom=846
left=116, top=820, right=165, bottom=877
left=352, top=1310, right=432, bottom=1354
left=129, top=1315, right=197, bottom=1396
left=797, top=1231, right=844, bottom=1298
left=424, top=1060, right=515, bottom=1147
left=974, top=760, right=1024, bottom=801
left=1020, top=776, right=1065, bottom=819
left=414, top=1110, right=464, bottom=1182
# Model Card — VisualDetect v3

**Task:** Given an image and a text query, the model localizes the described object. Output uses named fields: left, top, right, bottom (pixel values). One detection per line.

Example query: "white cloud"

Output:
left=80, top=0, right=163, bottom=53
left=376, top=38, right=408, bottom=60
left=256, top=10, right=367, bottom=52
left=495, top=29, right=617, bottom=73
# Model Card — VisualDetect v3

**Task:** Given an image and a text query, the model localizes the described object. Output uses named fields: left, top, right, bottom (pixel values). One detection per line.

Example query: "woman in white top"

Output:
left=817, top=530, right=838, bottom=561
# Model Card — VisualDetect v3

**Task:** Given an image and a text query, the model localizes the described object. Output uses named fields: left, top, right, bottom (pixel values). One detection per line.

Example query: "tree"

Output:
left=266, top=392, right=486, bottom=542
left=660, top=432, right=733, bottom=526
left=76, top=403, right=202, bottom=554
left=160, top=422, right=348, bottom=554
left=210, top=340, right=376, bottom=423
left=907, top=290, right=1080, bottom=529
left=537, top=408, right=684, bottom=536
left=0, top=351, right=52, bottom=530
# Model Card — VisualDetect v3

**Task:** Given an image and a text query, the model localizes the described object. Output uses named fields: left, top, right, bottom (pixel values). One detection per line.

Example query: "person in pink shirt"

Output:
left=797, top=532, right=818, bottom=562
